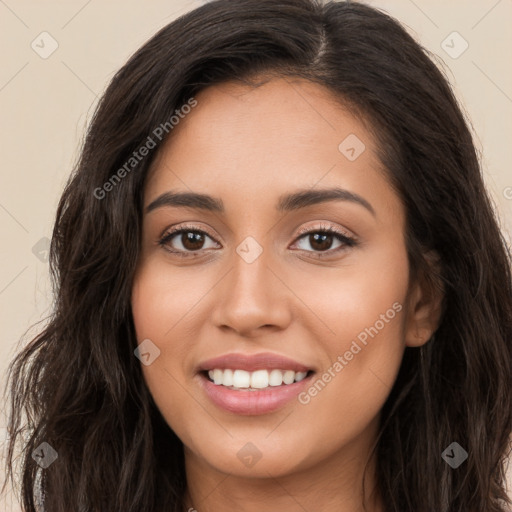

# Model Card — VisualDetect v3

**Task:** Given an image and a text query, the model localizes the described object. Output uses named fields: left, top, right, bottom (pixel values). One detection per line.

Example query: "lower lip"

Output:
left=198, top=372, right=314, bottom=415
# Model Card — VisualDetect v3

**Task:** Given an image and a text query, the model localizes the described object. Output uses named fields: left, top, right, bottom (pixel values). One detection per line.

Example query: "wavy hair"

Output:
left=2, top=0, right=511, bottom=510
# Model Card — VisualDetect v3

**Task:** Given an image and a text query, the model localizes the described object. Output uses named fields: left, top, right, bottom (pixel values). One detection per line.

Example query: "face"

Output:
left=131, top=77, right=435, bottom=483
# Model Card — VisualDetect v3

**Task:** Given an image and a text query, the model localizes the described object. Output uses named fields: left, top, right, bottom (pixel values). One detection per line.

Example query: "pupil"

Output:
left=310, top=233, right=332, bottom=251
left=182, top=232, right=204, bottom=251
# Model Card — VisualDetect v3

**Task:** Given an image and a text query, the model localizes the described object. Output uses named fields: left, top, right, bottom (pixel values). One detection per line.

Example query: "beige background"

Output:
left=1, top=0, right=511, bottom=509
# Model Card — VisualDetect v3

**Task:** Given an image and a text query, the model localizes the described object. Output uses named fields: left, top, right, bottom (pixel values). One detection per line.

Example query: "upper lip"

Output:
left=197, top=352, right=313, bottom=373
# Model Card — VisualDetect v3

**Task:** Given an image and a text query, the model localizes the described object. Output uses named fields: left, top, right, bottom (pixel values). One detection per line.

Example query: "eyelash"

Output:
left=158, top=222, right=358, bottom=259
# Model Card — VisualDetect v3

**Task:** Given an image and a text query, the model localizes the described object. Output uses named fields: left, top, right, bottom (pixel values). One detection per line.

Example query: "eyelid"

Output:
left=294, top=221, right=355, bottom=241
left=289, top=222, right=358, bottom=257
left=159, top=222, right=219, bottom=243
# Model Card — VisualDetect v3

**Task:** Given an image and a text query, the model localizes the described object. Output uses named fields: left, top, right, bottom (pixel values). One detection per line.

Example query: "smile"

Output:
left=196, top=352, right=316, bottom=415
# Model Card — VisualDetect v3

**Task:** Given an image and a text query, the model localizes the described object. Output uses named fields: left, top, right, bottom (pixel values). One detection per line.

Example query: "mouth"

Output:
left=197, top=368, right=316, bottom=416
left=195, top=352, right=316, bottom=415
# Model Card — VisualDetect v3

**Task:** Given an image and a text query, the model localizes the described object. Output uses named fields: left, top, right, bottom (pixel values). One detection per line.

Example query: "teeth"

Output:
left=269, top=369, right=283, bottom=386
left=206, top=369, right=309, bottom=389
left=283, top=370, right=295, bottom=385
left=212, top=369, right=223, bottom=385
left=250, top=369, right=268, bottom=389
left=222, top=369, right=233, bottom=386
left=233, top=369, right=250, bottom=388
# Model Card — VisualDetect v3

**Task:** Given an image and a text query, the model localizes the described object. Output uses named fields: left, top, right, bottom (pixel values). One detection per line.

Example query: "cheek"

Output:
left=131, top=257, right=211, bottom=341
left=288, top=237, right=408, bottom=355
left=131, top=261, right=196, bottom=413
left=293, top=243, right=408, bottom=425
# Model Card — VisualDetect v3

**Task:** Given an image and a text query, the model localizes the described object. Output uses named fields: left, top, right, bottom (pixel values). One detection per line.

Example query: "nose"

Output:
left=210, top=244, right=293, bottom=338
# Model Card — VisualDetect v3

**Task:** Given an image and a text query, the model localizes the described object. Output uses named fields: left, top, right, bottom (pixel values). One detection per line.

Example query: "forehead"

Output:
left=151, top=77, right=378, bottom=168
left=144, top=77, right=400, bottom=226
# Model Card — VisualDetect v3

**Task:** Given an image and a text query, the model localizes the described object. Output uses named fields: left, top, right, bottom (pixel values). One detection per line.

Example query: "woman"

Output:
left=2, top=0, right=511, bottom=510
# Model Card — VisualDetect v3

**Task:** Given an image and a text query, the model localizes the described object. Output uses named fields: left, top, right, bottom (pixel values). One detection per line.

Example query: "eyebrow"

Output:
left=145, top=187, right=375, bottom=217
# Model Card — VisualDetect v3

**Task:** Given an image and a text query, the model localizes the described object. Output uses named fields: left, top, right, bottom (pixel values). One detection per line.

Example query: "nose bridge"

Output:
left=233, top=237, right=269, bottom=296
left=211, top=234, right=291, bottom=333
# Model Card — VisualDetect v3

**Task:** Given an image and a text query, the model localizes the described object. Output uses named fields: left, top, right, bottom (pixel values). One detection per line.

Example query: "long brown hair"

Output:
left=2, top=1, right=511, bottom=510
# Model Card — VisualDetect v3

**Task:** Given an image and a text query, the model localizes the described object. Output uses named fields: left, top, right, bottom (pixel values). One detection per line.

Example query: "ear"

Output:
left=404, top=250, right=445, bottom=347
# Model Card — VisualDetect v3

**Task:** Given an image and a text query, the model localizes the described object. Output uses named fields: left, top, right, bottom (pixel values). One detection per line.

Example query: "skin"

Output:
left=131, top=77, right=443, bottom=512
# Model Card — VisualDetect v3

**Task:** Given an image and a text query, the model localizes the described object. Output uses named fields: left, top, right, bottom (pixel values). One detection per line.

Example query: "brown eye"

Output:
left=293, top=227, right=356, bottom=256
left=307, top=232, right=335, bottom=252
left=159, top=228, right=220, bottom=255
left=180, top=231, right=207, bottom=251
